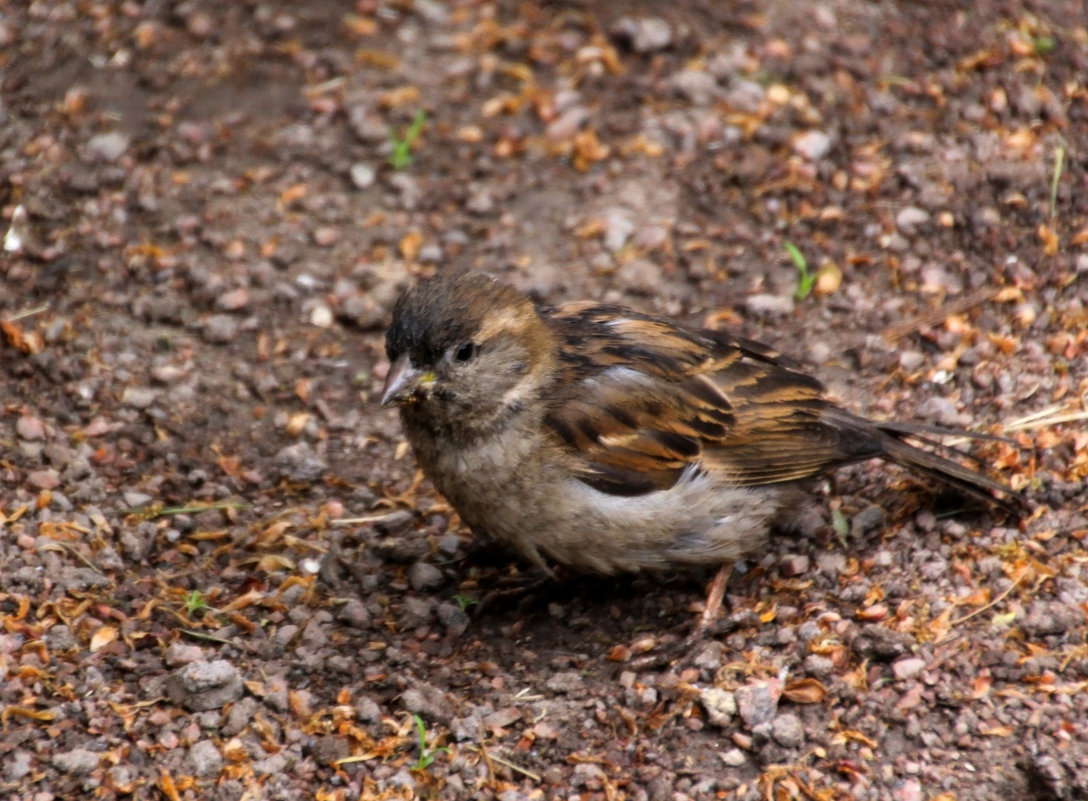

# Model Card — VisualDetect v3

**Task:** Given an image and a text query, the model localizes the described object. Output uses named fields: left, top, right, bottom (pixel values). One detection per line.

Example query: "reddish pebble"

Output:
left=27, top=470, right=60, bottom=489
left=16, top=415, right=45, bottom=441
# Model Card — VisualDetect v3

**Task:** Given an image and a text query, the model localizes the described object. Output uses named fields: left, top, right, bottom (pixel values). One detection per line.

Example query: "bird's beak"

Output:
left=380, top=356, right=434, bottom=407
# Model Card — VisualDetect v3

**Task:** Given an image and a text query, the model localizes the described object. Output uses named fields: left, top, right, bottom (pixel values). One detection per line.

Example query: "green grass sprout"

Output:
left=389, top=109, right=427, bottom=170
left=413, top=714, right=449, bottom=771
left=785, top=241, right=815, bottom=301
left=1049, top=143, right=1065, bottom=219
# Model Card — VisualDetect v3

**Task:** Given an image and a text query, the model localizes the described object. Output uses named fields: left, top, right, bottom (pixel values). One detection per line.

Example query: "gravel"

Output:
left=1, top=1, right=1083, bottom=799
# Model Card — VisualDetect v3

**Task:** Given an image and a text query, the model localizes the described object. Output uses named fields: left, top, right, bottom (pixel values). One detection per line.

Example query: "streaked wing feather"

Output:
left=543, top=304, right=876, bottom=495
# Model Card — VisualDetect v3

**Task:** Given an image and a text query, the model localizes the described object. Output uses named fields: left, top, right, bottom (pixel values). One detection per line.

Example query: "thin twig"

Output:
left=53, top=541, right=104, bottom=574
left=179, top=629, right=237, bottom=646
left=950, top=570, right=1027, bottom=627
left=3, top=304, right=49, bottom=323
left=478, top=749, right=540, bottom=782
left=1002, top=404, right=1088, bottom=434
left=332, top=512, right=411, bottom=526
left=881, top=286, right=998, bottom=343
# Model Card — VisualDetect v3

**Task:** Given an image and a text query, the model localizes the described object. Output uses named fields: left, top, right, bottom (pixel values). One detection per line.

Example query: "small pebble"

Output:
left=52, top=748, right=100, bottom=775
left=892, top=657, right=927, bottom=681
left=670, top=69, right=719, bottom=105
left=721, top=748, right=747, bottom=767
left=202, top=314, right=239, bottom=344
left=793, top=130, right=832, bottom=161
left=896, top=206, right=931, bottom=233
left=771, top=713, right=805, bottom=748
left=86, top=131, right=129, bottom=162
left=408, top=562, right=444, bottom=591
left=699, top=687, right=736, bottom=727
left=350, top=162, right=376, bottom=188
left=735, top=679, right=781, bottom=728
left=611, top=16, right=673, bottom=53
left=16, top=415, right=45, bottom=441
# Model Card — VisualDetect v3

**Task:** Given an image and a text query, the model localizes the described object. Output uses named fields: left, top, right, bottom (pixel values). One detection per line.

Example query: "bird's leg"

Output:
left=630, top=561, right=734, bottom=670
left=696, top=560, right=733, bottom=638
left=471, top=563, right=560, bottom=617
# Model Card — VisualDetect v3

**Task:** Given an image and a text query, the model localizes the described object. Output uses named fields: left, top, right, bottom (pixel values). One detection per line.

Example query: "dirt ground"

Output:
left=2, top=1, right=1088, bottom=799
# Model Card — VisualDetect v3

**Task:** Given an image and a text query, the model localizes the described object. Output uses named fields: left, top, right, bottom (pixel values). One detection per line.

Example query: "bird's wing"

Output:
left=543, top=303, right=883, bottom=496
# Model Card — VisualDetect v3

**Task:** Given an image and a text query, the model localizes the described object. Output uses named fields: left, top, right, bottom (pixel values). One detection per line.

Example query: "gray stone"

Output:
left=187, top=740, right=223, bottom=778
left=436, top=602, right=470, bottom=636
left=408, top=562, right=444, bottom=591
left=310, top=735, right=351, bottom=766
left=52, top=748, right=100, bottom=775
left=545, top=671, right=583, bottom=693
left=771, top=713, right=805, bottom=748
left=692, top=641, right=724, bottom=671
left=896, top=206, right=931, bottom=233
left=1022, top=600, right=1080, bottom=637
left=602, top=209, right=635, bottom=252
left=399, top=596, right=434, bottom=627
left=401, top=680, right=455, bottom=724
left=616, top=258, right=663, bottom=295
left=670, top=69, right=719, bottom=105
left=45, top=625, right=78, bottom=652
left=779, top=554, right=810, bottom=577
left=745, top=293, right=794, bottom=315
left=793, top=130, right=832, bottom=161
left=86, top=131, right=129, bottom=162
left=273, top=442, right=327, bottom=483
left=165, top=659, right=244, bottom=711
left=337, top=599, right=372, bottom=628
left=612, top=16, right=673, bottom=53
left=721, top=748, right=747, bottom=767
left=898, top=350, right=926, bottom=371
left=356, top=696, right=383, bottom=723
left=851, top=505, right=885, bottom=537
left=893, top=657, right=927, bottom=681
left=121, top=387, right=158, bottom=409
left=735, top=680, right=781, bottom=728
left=252, top=753, right=288, bottom=776
left=6, top=750, right=33, bottom=781
left=350, top=162, right=376, bottom=188
left=201, top=314, right=239, bottom=344
left=698, top=687, right=736, bottom=727
left=374, top=510, right=415, bottom=535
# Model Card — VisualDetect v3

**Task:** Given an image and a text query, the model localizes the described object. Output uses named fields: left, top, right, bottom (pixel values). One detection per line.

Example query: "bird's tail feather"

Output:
left=878, top=429, right=1026, bottom=516
left=820, top=407, right=1027, bottom=516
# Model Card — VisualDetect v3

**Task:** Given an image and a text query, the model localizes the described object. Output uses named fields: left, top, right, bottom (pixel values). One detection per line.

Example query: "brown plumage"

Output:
left=381, top=270, right=1024, bottom=578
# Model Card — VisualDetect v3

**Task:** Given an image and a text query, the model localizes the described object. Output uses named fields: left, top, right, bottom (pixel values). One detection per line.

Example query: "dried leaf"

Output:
left=1037, top=223, right=1059, bottom=256
left=814, top=261, right=842, bottom=296
left=378, top=86, right=420, bottom=109
left=606, top=645, right=631, bottom=662
left=400, top=230, right=423, bottom=261
left=969, top=673, right=993, bottom=700
left=285, top=412, right=311, bottom=438
left=158, top=770, right=181, bottom=801
left=1, top=706, right=58, bottom=723
left=572, top=129, right=609, bottom=172
left=856, top=604, right=887, bottom=621
left=783, top=678, right=828, bottom=704
left=2, top=320, right=45, bottom=354
left=343, top=15, right=379, bottom=37
left=90, top=625, right=118, bottom=652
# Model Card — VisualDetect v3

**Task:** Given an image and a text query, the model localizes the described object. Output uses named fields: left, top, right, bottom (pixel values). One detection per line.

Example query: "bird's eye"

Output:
left=453, top=342, right=477, bottom=363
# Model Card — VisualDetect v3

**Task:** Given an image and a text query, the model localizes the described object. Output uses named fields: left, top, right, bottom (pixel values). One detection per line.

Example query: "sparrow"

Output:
left=381, top=270, right=1024, bottom=641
